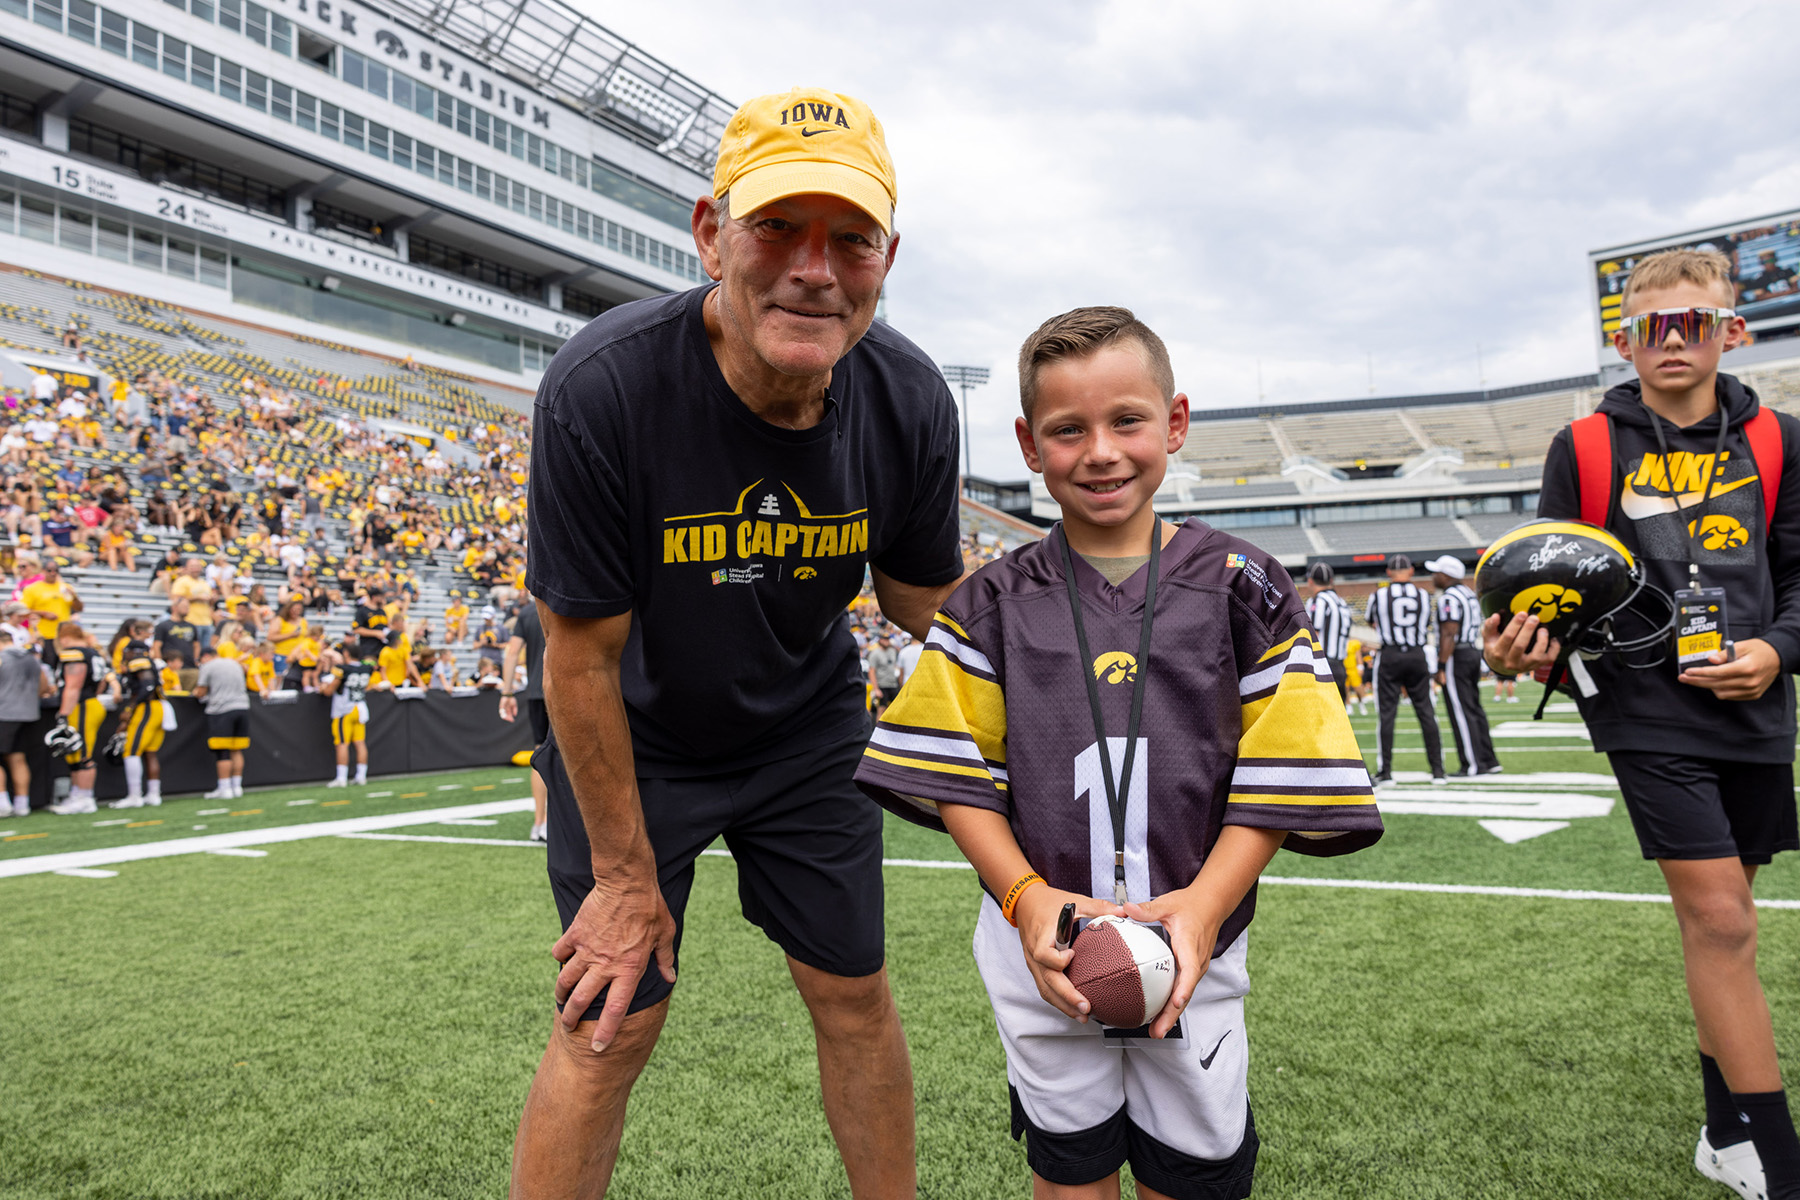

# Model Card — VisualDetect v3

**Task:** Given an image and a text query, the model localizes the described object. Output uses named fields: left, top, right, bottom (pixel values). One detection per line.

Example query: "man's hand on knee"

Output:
left=551, top=857, right=677, bottom=1054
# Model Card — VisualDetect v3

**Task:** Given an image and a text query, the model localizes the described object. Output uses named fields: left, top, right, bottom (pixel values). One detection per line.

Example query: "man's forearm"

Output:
left=542, top=615, right=648, bottom=873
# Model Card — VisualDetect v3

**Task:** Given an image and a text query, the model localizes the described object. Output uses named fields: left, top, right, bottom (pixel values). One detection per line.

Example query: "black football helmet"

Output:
left=1474, top=519, right=1675, bottom=714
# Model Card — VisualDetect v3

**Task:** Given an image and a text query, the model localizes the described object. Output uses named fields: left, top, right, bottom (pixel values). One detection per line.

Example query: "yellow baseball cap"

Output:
left=712, top=88, right=897, bottom=234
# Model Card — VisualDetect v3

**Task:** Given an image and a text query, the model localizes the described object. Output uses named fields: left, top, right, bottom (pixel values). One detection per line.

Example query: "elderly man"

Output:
left=513, top=89, right=963, bottom=1199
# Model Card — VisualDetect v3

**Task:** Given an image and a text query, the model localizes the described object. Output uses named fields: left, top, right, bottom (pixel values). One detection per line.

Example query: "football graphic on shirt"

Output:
left=1066, top=915, right=1175, bottom=1029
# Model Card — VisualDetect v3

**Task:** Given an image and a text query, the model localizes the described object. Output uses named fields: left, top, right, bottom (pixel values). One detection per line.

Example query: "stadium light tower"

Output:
left=940, top=364, right=991, bottom=480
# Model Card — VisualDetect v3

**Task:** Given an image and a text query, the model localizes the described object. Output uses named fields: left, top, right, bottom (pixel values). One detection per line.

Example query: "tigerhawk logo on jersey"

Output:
left=662, top=478, right=869, bottom=567
left=1092, top=651, right=1138, bottom=684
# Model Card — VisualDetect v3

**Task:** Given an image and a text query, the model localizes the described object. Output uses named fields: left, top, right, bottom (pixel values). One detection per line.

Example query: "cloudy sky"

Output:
left=587, top=1, right=1800, bottom=479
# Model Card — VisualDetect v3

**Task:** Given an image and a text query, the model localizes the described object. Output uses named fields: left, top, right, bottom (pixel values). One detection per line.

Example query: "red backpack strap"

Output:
left=1569, top=412, right=1614, bottom=527
left=1744, top=407, right=1784, bottom=536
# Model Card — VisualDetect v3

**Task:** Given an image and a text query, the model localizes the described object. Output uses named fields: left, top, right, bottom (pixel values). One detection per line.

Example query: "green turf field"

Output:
left=1, top=691, right=1795, bottom=1197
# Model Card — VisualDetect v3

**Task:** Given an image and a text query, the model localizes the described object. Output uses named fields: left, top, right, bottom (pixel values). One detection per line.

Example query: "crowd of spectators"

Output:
left=0, top=351, right=534, bottom=708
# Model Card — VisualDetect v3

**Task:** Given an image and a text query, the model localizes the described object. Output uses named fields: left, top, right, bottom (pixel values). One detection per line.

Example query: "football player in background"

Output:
left=858, top=307, right=1382, bottom=1200
left=323, top=641, right=383, bottom=787
left=46, top=619, right=115, bottom=815
left=113, top=630, right=167, bottom=808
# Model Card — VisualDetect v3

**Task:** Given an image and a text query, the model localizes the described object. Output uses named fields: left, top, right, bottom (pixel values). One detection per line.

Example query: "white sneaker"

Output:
left=49, top=796, right=96, bottom=814
left=111, top=796, right=144, bottom=809
left=11, top=797, right=26, bottom=817
left=1507, top=695, right=1520, bottom=703
left=1432, top=775, right=1449, bottom=786
left=1696, top=1126, right=1766, bottom=1200
left=530, top=823, right=547, bottom=843
left=326, top=778, right=347, bottom=789
left=145, top=794, right=161, bottom=807
left=202, top=786, right=232, bottom=800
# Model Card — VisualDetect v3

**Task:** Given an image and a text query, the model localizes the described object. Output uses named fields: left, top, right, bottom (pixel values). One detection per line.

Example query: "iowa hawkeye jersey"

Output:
left=855, top=520, right=1382, bottom=956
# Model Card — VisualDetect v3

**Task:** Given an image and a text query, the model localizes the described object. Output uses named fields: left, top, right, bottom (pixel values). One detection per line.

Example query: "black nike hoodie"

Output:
left=1537, top=373, right=1800, bottom=761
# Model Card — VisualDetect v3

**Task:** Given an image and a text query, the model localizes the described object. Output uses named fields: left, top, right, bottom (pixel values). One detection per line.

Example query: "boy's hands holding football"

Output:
left=1013, top=884, right=1124, bottom=1021
left=1122, top=887, right=1217, bottom=1039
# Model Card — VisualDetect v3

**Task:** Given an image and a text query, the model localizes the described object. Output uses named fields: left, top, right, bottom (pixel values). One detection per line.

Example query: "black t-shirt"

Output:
left=154, top=618, right=196, bottom=669
left=528, top=285, right=962, bottom=776
left=513, top=601, right=546, bottom=701
left=353, top=603, right=390, bottom=659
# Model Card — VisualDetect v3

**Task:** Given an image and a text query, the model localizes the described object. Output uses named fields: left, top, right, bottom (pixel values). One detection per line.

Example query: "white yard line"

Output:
left=0, top=798, right=535, bottom=878
left=340, top=832, right=542, bottom=848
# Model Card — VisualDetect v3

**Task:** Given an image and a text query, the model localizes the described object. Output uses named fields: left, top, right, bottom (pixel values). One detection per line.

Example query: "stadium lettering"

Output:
left=339, top=10, right=355, bottom=34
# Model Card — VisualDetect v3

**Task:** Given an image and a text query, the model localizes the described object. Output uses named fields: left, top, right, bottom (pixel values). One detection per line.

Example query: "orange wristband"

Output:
left=1000, top=872, right=1044, bottom=926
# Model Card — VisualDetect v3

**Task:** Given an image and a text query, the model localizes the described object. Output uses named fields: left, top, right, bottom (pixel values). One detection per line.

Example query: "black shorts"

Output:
left=206, top=709, right=250, bottom=751
left=1609, top=751, right=1799, bottom=864
left=1011, top=1089, right=1258, bottom=1199
left=526, top=697, right=549, bottom=746
left=538, top=730, right=886, bottom=1020
left=0, top=719, right=28, bottom=755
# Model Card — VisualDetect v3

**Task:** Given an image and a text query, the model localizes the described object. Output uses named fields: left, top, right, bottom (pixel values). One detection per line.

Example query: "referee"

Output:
left=1367, top=553, right=1446, bottom=786
left=1304, top=562, right=1354, bottom=702
left=1427, top=555, right=1500, bottom=777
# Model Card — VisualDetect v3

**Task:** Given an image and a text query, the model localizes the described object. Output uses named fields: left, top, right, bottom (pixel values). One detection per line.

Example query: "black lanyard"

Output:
left=1058, top=523, right=1160, bottom=905
left=1645, top=404, right=1730, bottom=587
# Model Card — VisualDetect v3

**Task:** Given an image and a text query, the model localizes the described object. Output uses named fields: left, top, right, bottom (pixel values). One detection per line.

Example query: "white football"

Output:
left=1066, top=914, right=1176, bottom=1028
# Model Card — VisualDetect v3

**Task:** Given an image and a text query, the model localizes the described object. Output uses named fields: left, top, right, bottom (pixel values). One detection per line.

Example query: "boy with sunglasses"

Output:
left=1488, top=248, right=1800, bottom=1200
left=857, top=307, right=1382, bottom=1199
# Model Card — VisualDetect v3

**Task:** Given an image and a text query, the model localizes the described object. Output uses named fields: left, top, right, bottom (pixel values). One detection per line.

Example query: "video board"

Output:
left=1591, top=211, right=1800, bottom=346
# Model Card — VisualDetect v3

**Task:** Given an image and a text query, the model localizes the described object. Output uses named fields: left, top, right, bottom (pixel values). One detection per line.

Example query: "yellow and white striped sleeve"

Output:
left=1225, top=628, right=1383, bottom=854
left=854, top=614, right=1007, bottom=832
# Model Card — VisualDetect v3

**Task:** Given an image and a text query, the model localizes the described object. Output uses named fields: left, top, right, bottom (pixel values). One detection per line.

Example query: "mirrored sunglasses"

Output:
left=1620, top=306, right=1736, bottom=348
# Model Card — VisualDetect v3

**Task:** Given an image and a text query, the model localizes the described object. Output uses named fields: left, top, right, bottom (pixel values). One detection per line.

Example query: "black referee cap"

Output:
left=1387, top=553, right=1412, bottom=572
left=1307, top=562, right=1334, bottom=586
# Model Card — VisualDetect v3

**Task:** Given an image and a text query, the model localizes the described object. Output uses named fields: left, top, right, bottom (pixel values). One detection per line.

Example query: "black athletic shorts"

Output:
left=526, top=697, right=549, bottom=747
left=1011, top=1088, right=1258, bottom=1200
left=538, top=729, right=886, bottom=1020
left=0, top=719, right=28, bottom=755
left=1609, top=751, right=1799, bottom=864
left=206, top=709, right=250, bottom=751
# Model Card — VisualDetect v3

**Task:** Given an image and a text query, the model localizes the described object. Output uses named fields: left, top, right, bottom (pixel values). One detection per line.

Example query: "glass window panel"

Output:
left=474, top=165, right=489, bottom=202
left=132, top=23, right=158, bottom=68
left=342, top=111, right=364, bottom=151
left=165, top=237, right=196, bottom=279
left=245, top=69, right=267, bottom=112
left=67, top=0, right=94, bottom=41
left=413, top=141, right=434, bottom=177
left=270, top=13, right=290, bottom=56
left=456, top=159, right=473, bottom=193
left=319, top=101, right=340, bottom=140
left=368, top=122, right=390, bottom=160
left=270, top=81, right=291, bottom=122
left=292, top=90, right=315, bottom=132
left=132, top=227, right=163, bottom=268
left=97, top=217, right=129, bottom=261
left=0, top=0, right=29, bottom=18
left=19, top=196, right=54, bottom=243
left=341, top=49, right=363, bottom=89
left=245, top=0, right=266, bottom=45
left=190, top=47, right=215, bottom=90
left=32, top=0, right=62, bottom=32
left=161, top=34, right=186, bottom=79
left=99, top=7, right=126, bottom=52
left=436, top=92, right=452, bottom=127
left=366, top=62, right=387, bottom=99
left=58, top=206, right=92, bottom=252
left=190, top=0, right=212, bottom=21
left=218, top=0, right=238, bottom=31
left=0, top=190, right=15, bottom=237
left=217, top=59, right=241, bottom=103
left=199, top=246, right=228, bottom=287
left=390, top=132, right=411, bottom=170
left=391, top=74, right=412, bottom=110
left=455, top=100, right=471, bottom=137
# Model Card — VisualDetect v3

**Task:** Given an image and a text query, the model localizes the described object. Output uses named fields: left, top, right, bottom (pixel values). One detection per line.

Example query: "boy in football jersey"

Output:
left=113, top=632, right=167, bottom=808
left=46, top=620, right=116, bottom=815
left=856, top=307, right=1382, bottom=1199
left=322, top=644, right=383, bottom=787
left=1488, top=248, right=1800, bottom=1200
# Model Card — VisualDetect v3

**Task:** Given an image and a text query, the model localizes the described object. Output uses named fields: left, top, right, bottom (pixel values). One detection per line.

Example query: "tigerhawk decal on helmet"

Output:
left=1474, top=519, right=1676, bottom=718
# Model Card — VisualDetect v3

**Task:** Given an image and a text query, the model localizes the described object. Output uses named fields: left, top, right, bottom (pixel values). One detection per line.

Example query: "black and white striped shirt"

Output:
left=1368, top=581, right=1434, bottom=649
left=1435, top=583, right=1483, bottom=648
left=1306, top=588, right=1355, bottom=661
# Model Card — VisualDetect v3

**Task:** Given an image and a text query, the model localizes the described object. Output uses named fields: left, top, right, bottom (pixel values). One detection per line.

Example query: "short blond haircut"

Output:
left=1017, top=306, right=1174, bottom=421
left=1621, top=247, right=1737, bottom=314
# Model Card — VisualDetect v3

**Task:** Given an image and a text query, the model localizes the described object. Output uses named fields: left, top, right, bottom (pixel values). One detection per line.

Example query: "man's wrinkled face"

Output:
left=698, top=193, right=897, bottom=379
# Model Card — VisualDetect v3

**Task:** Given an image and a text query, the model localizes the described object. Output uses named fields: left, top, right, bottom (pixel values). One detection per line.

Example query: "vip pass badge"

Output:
left=1059, top=523, right=1160, bottom=906
left=1646, top=408, right=1735, bottom=670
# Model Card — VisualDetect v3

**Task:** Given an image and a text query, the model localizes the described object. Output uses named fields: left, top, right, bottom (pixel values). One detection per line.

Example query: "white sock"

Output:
left=231, top=776, right=243, bottom=797
left=354, top=763, right=367, bottom=783
left=148, top=779, right=160, bottom=800
left=124, top=757, right=144, bottom=797
left=334, top=764, right=348, bottom=784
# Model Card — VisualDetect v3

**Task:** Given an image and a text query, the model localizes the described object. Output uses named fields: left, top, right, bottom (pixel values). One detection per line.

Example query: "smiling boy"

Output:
left=857, top=306, right=1381, bottom=1200
left=1488, top=248, right=1800, bottom=1200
